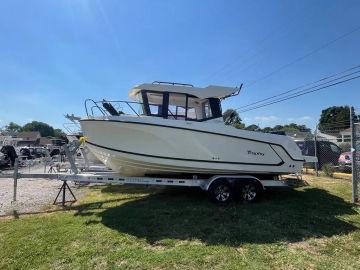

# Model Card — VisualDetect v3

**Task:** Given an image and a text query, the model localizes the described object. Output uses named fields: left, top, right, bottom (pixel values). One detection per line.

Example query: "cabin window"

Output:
left=142, top=91, right=165, bottom=117
left=140, top=90, right=222, bottom=121
left=202, top=100, right=213, bottom=119
left=168, top=93, right=187, bottom=120
left=186, top=96, right=198, bottom=120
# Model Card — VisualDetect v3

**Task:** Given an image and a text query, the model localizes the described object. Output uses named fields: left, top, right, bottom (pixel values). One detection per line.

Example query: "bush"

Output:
left=323, top=163, right=335, bottom=178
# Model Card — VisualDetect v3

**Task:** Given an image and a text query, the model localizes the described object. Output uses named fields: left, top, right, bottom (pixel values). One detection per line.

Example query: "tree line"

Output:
left=1, top=121, right=66, bottom=138
left=223, top=106, right=354, bottom=134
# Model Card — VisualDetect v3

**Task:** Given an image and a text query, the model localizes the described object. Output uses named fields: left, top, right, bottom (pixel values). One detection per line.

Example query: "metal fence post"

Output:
left=350, top=106, right=358, bottom=203
left=12, top=158, right=19, bottom=202
left=314, top=125, right=319, bottom=176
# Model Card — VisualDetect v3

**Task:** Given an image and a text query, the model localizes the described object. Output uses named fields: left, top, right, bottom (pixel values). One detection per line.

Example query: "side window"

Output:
left=202, top=100, right=213, bottom=119
left=330, top=143, right=341, bottom=154
left=186, top=96, right=198, bottom=120
left=168, top=93, right=187, bottom=120
left=146, top=92, right=164, bottom=117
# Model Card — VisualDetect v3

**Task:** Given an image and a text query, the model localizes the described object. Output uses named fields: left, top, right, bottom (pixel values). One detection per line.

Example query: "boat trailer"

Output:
left=0, top=157, right=300, bottom=206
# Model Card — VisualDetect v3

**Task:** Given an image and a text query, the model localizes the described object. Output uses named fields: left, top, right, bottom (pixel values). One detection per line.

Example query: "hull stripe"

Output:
left=86, top=140, right=285, bottom=166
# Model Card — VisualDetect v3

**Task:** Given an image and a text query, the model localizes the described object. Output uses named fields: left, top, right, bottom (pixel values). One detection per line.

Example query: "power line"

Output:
left=237, top=75, right=360, bottom=113
left=244, top=25, right=360, bottom=87
left=204, top=5, right=318, bottom=82
left=237, top=65, right=360, bottom=109
left=236, top=68, right=360, bottom=112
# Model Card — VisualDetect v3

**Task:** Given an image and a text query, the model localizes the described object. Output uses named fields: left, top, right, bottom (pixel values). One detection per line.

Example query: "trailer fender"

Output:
left=203, top=175, right=264, bottom=191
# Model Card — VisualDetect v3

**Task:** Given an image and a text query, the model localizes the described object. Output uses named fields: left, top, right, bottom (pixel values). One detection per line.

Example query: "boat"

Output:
left=79, top=81, right=306, bottom=177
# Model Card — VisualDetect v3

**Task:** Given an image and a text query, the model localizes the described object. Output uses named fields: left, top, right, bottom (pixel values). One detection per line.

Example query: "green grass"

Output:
left=1, top=176, right=360, bottom=269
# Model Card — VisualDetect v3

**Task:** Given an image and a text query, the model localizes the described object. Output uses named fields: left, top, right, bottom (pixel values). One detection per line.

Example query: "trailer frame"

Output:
left=0, top=160, right=293, bottom=205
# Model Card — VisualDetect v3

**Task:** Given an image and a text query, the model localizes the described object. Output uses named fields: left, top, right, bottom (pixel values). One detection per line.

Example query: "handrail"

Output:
left=85, top=99, right=107, bottom=117
left=84, top=99, right=143, bottom=118
left=63, top=123, right=81, bottom=134
left=152, top=81, right=194, bottom=87
left=124, top=101, right=140, bottom=116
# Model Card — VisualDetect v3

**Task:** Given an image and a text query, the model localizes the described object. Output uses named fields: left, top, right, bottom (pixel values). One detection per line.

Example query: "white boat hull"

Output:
left=80, top=116, right=304, bottom=176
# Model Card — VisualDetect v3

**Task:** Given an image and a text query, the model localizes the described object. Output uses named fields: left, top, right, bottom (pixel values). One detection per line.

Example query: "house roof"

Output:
left=317, top=132, right=338, bottom=140
left=128, top=83, right=239, bottom=100
left=39, top=137, right=52, bottom=145
left=16, top=131, right=41, bottom=141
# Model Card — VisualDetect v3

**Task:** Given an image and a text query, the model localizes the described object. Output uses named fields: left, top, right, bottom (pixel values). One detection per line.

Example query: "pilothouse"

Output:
left=129, top=82, right=231, bottom=122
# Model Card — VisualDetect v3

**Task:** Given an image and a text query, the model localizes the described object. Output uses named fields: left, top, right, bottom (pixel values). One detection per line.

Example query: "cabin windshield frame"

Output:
left=139, top=90, right=222, bottom=121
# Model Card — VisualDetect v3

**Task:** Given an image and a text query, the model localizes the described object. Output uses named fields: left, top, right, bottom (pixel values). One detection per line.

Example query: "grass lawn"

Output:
left=1, top=175, right=360, bottom=269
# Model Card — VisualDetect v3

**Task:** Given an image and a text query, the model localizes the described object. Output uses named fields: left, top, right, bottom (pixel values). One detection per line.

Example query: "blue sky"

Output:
left=0, top=0, right=359, bottom=131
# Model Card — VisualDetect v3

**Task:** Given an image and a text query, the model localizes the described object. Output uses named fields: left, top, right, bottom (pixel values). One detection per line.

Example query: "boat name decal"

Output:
left=247, top=150, right=265, bottom=156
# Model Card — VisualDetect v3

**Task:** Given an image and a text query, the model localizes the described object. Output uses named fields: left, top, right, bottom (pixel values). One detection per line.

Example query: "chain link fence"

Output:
left=352, top=107, right=359, bottom=203
left=282, top=108, right=358, bottom=203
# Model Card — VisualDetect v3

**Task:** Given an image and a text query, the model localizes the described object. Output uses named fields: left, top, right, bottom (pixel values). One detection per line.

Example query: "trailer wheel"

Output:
left=208, top=180, right=233, bottom=204
left=240, top=182, right=259, bottom=203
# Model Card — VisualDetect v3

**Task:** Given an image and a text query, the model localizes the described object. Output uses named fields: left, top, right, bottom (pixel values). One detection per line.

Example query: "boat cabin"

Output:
left=129, top=82, right=239, bottom=122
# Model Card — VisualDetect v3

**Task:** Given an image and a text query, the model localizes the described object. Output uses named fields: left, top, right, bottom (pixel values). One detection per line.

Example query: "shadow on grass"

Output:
left=100, top=184, right=165, bottom=194
left=76, top=186, right=359, bottom=246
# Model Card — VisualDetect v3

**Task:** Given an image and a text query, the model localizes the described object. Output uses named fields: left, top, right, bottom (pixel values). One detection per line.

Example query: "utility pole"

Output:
left=350, top=106, right=358, bottom=203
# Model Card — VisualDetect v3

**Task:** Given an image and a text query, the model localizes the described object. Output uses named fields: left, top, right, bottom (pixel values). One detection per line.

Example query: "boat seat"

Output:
left=102, top=101, right=120, bottom=116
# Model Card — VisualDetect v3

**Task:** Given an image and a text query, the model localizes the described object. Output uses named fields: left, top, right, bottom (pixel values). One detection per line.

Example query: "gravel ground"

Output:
left=0, top=164, right=85, bottom=216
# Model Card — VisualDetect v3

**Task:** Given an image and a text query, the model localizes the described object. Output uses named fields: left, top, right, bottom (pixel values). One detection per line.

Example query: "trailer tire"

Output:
left=240, top=181, right=260, bottom=203
left=208, top=179, right=234, bottom=204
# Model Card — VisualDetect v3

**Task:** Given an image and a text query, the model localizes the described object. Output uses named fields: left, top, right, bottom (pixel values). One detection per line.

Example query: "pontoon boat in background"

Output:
left=80, top=81, right=309, bottom=178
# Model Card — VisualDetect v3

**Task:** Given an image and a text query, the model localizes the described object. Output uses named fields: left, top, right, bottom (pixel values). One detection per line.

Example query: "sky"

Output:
left=0, top=0, right=360, bottom=132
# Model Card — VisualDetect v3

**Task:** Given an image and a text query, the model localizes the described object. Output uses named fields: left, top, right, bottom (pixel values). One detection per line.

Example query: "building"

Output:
left=337, top=126, right=360, bottom=143
left=285, top=131, right=313, bottom=141
left=316, top=132, right=339, bottom=144
left=16, top=131, right=41, bottom=147
left=39, top=136, right=66, bottom=147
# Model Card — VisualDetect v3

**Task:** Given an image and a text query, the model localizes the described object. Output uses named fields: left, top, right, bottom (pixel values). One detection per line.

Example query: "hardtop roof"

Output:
left=129, top=82, right=239, bottom=100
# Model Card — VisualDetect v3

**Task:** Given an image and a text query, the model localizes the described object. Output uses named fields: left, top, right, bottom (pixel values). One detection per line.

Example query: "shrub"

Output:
left=323, top=163, right=335, bottom=178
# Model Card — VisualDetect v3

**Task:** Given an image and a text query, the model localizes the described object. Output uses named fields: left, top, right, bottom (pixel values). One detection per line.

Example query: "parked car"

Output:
left=33, top=147, right=47, bottom=158
left=338, top=144, right=360, bottom=172
left=19, top=147, right=35, bottom=160
left=295, top=140, right=342, bottom=169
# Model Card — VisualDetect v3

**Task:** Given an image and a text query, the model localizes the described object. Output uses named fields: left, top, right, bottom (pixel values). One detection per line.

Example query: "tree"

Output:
left=245, top=124, right=260, bottom=131
left=54, top=128, right=66, bottom=138
left=259, top=123, right=311, bottom=133
left=22, top=121, right=55, bottom=137
left=223, top=109, right=243, bottom=126
left=318, top=106, right=355, bottom=134
left=4, top=122, right=22, bottom=133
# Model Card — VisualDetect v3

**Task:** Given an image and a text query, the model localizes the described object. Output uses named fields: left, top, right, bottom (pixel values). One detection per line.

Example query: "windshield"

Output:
left=140, top=90, right=222, bottom=121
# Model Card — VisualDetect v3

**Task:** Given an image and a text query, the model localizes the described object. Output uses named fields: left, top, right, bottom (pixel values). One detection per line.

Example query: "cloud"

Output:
left=299, top=116, right=312, bottom=121
left=287, top=116, right=312, bottom=122
left=254, top=115, right=280, bottom=122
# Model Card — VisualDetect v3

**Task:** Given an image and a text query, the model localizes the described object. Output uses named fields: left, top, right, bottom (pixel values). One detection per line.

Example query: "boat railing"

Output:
left=63, top=122, right=81, bottom=134
left=84, top=99, right=144, bottom=117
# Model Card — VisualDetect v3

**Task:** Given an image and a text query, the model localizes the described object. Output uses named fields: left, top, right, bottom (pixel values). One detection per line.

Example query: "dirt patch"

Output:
left=0, top=177, right=85, bottom=216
